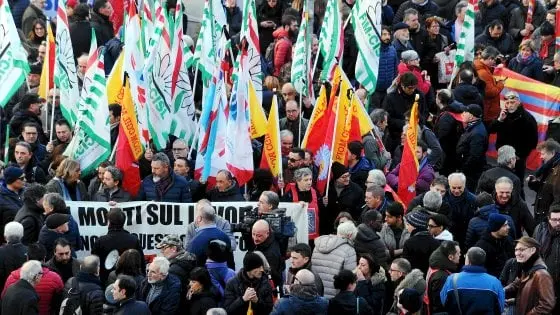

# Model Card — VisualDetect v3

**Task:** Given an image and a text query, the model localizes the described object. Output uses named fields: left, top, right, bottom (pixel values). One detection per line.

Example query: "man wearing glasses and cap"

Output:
left=457, top=104, right=489, bottom=191
left=488, top=89, right=538, bottom=192
left=0, top=167, right=25, bottom=243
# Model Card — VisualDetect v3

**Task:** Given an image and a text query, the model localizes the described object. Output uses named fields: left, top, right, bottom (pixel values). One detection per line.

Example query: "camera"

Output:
left=496, top=55, right=510, bottom=64
left=231, top=206, right=296, bottom=238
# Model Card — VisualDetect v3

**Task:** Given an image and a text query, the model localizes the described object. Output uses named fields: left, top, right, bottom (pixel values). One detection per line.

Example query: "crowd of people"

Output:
left=2, top=0, right=560, bottom=314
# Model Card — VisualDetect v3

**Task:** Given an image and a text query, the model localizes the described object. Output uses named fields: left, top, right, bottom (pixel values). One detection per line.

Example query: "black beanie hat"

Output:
left=206, top=239, right=229, bottom=263
left=331, top=162, right=348, bottom=180
left=243, top=252, right=264, bottom=272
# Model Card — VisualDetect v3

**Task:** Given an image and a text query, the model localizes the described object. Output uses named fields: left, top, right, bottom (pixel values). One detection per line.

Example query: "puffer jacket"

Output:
left=379, top=222, right=410, bottom=253
left=2, top=266, right=64, bottom=315
left=311, top=235, right=357, bottom=298
left=355, top=266, right=386, bottom=315
left=354, top=224, right=389, bottom=269
left=376, top=43, right=399, bottom=92
left=465, top=204, right=516, bottom=248
left=271, top=284, right=328, bottom=315
left=137, top=173, right=192, bottom=202
left=387, top=269, right=426, bottom=314
left=472, top=58, right=505, bottom=121
left=272, top=28, right=292, bottom=76
left=0, top=184, right=23, bottom=241
left=425, top=247, right=458, bottom=314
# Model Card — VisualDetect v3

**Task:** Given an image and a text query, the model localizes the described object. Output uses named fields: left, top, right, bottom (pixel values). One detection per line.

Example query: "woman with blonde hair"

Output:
left=508, top=39, right=545, bottom=81
left=45, top=158, right=89, bottom=201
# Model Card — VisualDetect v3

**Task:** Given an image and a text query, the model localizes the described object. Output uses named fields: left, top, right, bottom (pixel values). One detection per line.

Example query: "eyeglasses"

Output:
left=514, top=247, right=532, bottom=253
left=549, top=218, right=560, bottom=223
left=389, top=268, right=402, bottom=273
left=172, top=147, right=187, bottom=151
left=288, top=158, right=301, bottom=162
left=427, top=224, right=440, bottom=229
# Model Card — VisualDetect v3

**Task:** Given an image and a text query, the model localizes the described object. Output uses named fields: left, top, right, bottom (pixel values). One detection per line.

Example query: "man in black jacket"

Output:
left=140, top=257, right=181, bottom=315
left=494, top=177, right=535, bottom=238
left=354, top=210, right=390, bottom=269
left=252, top=220, right=284, bottom=289
left=12, top=142, right=47, bottom=184
left=457, top=104, right=489, bottom=191
left=453, top=70, right=483, bottom=107
left=91, top=208, right=145, bottom=284
left=475, top=213, right=514, bottom=277
left=477, top=145, right=523, bottom=198
left=64, top=255, right=104, bottom=315
left=324, top=162, right=364, bottom=231
left=0, top=222, right=28, bottom=291
left=1, top=260, right=42, bottom=315
left=402, top=209, right=440, bottom=274
left=93, top=166, right=131, bottom=202
left=90, top=0, right=114, bottom=46
left=14, top=184, right=46, bottom=244
left=489, top=90, right=538, bottom=193
left=285, top=243, right=324, bottom=296
left=425, top=241, right=461, bottom=314
left=434, top=89, right=465, bottom=176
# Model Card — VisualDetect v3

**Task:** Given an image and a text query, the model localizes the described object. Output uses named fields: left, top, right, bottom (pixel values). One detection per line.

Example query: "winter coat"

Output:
left=476, top=165, right=522, bottom=198
left=362, top=130, right=389, bottom=171
left=90, top=12, right=114, bottom=46
left=69, top=20, right=93, bottom=59
left=0, top=184, right=23, bottom=239
left=328, top=291, right=372, bottom=315
left=475, top=232, right=515, bottom=277
left=354, top=224, right=389, bottom=269
left=0, top=242, right=27, bottom=293
left=93, top=187, right=131, bottom=203
left=225, top=6, right=242, bottom=38
left=475, top=0, right=508, bottom=35
left=91, top=227, right=145, bottom=285
left=279, top=117, right=309, bottom=145
left=456, top=119, right=488, bottom=179
left=509, top=2, right=546, bottom=44
left=140, top=273, right=182, bottom=315
left=311, top=235, right=357, bottom=298
left=45, top=257, right=80, bottom=285
left=137, top=173, right=192, bottom=202
left=392, top=0, right=439, bottom=25
left=14, top=201, right=44, bottom=244
left=10, top=0, right=29, bottom=30
left=508, top=54, right=545, bottom=81
left=387, top=158, right=435, bottom=195
left=0, top=279, right=39, bottom=315
left=433, top=0, right=459, bottom=20
left=113, top=298, right=151, bottom=315
left=272, top=28, right=292, bottom=76
left=473, top=59, right=503, bottom=122
left=254, top=234, right=285, bottom=288
left=425, top=246, right=458, bottom=314
left=21, top=3, right=45, bottom=37
left=529, top=154, right=560, bottom=221
left=444, top=190, right=477, bottom=248
left=64, top=272, right=105, bottom=315
left=534, top=222, right=560, bottom=285
left=392, top=38, right=414, bottom=60
left=505, top=257, right=556, bottom=314
left=379, top=222, right=410, bottom=253
left=397, top=62, right=432, bottom=96
left=355, top=267, right=386, bottom=315
left=383, top=87, right=427, bottom=150
left=184, top=216, right=237, bottom=251
left=45, top=178, right=89, bottom=201
left=103, top=37, right=123, bottom=75
left=256, top=1, right=283, bottom=53
left=271, top=284, right=328, bottom=315
left=407, top=192, right=451, bottom=216
left=440, top=265, right=505, bottom=314
left=9, top=110, right=47, bottom=144
left=402, top=229, right=440, bottom=274
left=2, top=266, right=64, bottom=315
left=285, top=263, right=325, bottom=297
left=495, top=193, right=535, bottom=238
left=465, top=204, right=516, bottom=248
left=189, top=226, right=231, bottom=266
left=388, top=269, right=426, bottom=313
left=490, top=105, right=539, bottom=159
left=325, top=181, right=364, bottom=228
left=500, top=257, right=519, bottom=286
left=376, top=43, right=399, bottom=92
left=206, top=261, right=236, bottom=298
left=434, top=101, right=465, bottom=175
left=223, top=270, right=273, bottom=315
left=453, top=82, right=483, bottom=107
left=349, top=157, right=375, bottom=189
left=206, top=181, right=244, bottom=202
left=186, top=289, right=219, bottom=315
left=475, top=28, right=516, bottom=58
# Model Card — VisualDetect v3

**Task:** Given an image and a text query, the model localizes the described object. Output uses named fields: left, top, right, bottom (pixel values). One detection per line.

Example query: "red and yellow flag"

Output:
left=106, top=51, right=125, bottom=105
left=398, top=95, right=420, bottom=206
left=38, top=22, right=55, bottom=99
left=259, top=93, right=282, bottom=177
left=120, top=81, right=143, bottom=160
left=249, top=81, right=268, bottom=139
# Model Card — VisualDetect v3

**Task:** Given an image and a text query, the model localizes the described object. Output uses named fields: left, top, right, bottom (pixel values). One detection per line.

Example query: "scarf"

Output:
left=155, top=174, right=173, bottom=200
left=539, top=38, right=553, bottom=60
left=517, top=252, right=540, bottom=278
left=55, top=177, right=82, bottom=201
left=535, top=152, right=560, bottom=179
left=515, top=52, right=537, bottom=65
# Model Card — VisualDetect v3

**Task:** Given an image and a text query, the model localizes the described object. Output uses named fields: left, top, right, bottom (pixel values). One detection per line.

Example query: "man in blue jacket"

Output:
left=137, top=152, right=192, bottom=202
left=456, top=104, right=489, bottom=191
left=440, top=246, right=505, bottom=314
left=372, top=26, right=399, bottom=109
left=140, top=257, right=181, bottom=315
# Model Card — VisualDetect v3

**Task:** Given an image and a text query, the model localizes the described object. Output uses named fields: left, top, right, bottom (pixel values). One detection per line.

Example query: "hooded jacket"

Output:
left=312, top=235, right=357, bottom=298
left=272, top=28, right=292, bottom=76
left=14, top=199, right=44, bottom=244
left=425, top=246, right=458, bottom=314
left=354, top=223, right=389, bottom=269
left=465, top=204, right=516, bottom=248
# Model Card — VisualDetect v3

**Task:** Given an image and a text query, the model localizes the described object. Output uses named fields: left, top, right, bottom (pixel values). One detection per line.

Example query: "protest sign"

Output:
left=67, top=201, right=308, bottom=269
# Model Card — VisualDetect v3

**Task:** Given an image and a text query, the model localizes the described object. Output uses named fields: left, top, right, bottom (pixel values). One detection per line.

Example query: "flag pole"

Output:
left=298, top=91, right=303, bottom=147
left=109, top=135, right=119, bottom=162
left=49, top=86, right=56, bottom=141
left=4, top=125, right=10, bottom=165
left=324, top=85, right=342, bottom=194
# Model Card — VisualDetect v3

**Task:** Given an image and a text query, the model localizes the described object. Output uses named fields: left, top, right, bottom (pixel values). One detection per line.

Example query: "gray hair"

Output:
left=207, top=309, right=228, bottom=315
left=173, top=138, right=187, bottom=147
left=261, top=191, right=280, bottom=209
left=497, top=145, right=516, bottom=166
left=370, top=109, right=388, bottom=125
left=403, top=8, right=418, bottom=21
left=423, top=191, right=443, bottom=210
left=481, top=46, right=500, bottom=59
left=43, top=193, right=67, bottom=212
left=15, top=141, right=32, bottom=153
left=198, top=204, right=216, bottom=223
left=20, top=260, right=43, bottom=283
left=337, top=221, right=357, bottom=240
left=152, top=152, right=170, bottom=166
left=366, top=185, right=385, bottom=198
left=368, top=169, right=386, bottom=187
left=81, top=255, right=100, bottom=274
left=455, top=1, right=468, bottom=16
left=391, top=258, right=411, bottom=273
left=293, top=167, right=312, bottom=182
left=4, top=221, right=24, bottom=243
left=448, top=172, right=467, bottom=185
left=151, top=256, right=170, bottom=275
left=280, top=129, right=294, bottom=140
left=104, top=166, right=123, bottom=184
left=495, top=176, right=514, bottom=188
left=466, top=247, right=486, bottom=266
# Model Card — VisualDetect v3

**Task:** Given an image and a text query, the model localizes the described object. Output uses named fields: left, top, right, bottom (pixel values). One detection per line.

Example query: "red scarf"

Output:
left=539, top=38, right=553, bottom=60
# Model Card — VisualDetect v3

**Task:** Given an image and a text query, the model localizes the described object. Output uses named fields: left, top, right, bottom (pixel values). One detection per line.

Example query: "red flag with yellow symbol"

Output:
left=397, top=95, right=420, bottom=206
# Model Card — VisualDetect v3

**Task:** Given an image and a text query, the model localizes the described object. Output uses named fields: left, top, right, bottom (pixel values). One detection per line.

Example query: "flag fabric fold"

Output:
left=319, top=0, right=344, bottom=82
left=397, top=95, right=420, bottom=206
left=291, top=0, right=313, bottom=96
left=38, top=21, right=55, bottom=100
left=351, top=0, right=382, bottom=93
left=259, top=93, right=282, bottom=178
left=454, top=0, right=476, bottom=68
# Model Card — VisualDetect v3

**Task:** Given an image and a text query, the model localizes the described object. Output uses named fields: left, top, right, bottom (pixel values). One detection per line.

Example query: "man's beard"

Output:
left=153, top=176, right=161, bottom=183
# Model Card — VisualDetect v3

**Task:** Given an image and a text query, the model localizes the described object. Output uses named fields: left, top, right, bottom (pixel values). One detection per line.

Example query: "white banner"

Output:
left=67, top=201, right=308, bottom=269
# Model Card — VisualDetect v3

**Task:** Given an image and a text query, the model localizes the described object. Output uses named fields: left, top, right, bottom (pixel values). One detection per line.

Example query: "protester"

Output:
left=64, top=255, right=105, bottom=314
left=140, top=257, right=182, bottom=315
left=1, top=260, right=42, bottom=315
left=534, top=203, right=560, bottom=312
left=40, top=193, right=82, bottom=258
left=494, top=176, right=535, bottom=238
left=111, top=274, right=151, bottom=315
left=424, top=241, right=461, bottom=314
left=457, top=104, right=489, bottom=191
left=205, top=170, right=244, bottom=202
left=13, top=141, right=47, bottom=184
left=45, top=238, right=80, bottom=284
left=402, top=209, right=440, bottom=274
left=445, top=172, right=477, bottom=249
left=0, top=166, right=25, bottom=239
left=528, top=139, right=560, bottom=224
left=386, top=258, right=426, bottom=314
left=355, top=253, right=386, bottom=314
left=272, top=269, right=328, bottom=315
left=45, top=158, right=89, bottom=201
left=354, top=210, right=389, bottom=269
left=93, top=166, right=131, bottom=202
left=476, top=145, right=523, bottom=198
left=137, top=152, right=192, bottom=202
left=324, top=162, right=364, bottom=229
left=188, top=202, right=231, bottom=265
left=285, top=243, right=324, bottom=296
left=205, top=240, right=236, bottom=299
left=427, top=213, right=454, bottom=241
left=251, top=220, right=284, bottom=290
left=185, top=267, right=219, bottom=315
left=475, top=213, right=515, bottom=277
left=14, top=184, right=45, bottom=244
left=106, top=249, right=145, bottom=298
left=327, top=269, right=372, bottom=315
left=380, top=203, right=410, bottom=260
left=0, top=222, right=28, bottom=291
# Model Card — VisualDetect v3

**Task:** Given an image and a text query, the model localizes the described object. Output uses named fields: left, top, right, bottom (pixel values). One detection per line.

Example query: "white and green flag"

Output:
left=237, top=0, right=262, bottom=102
left=64, top=53, right=111, bottom=176
left=291, top=1, right=313, bottom=96
left=455, top=0, right=476, bottom=67
left=351, top=0, right=382, bottom=93
left=318, top=0, right=343, bottom=81
left=54, top=0, right=80, bottom=126
left=193, top=0, right=227, bottom=84
left=0, top=0, right=30, bottom=107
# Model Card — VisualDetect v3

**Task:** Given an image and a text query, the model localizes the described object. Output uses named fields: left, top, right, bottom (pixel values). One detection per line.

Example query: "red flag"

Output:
left=115, top=124, right=141, bottom=197
left=397, top=95, right=420, bottom=206
left=524, top=0, right=535, bottom=40
left=556, top=8, right=560, bottom=50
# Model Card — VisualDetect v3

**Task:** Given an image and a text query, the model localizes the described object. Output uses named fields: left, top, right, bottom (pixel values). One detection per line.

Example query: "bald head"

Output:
left=252, top=220, right=270, bottom=245
left=294, top=269, right=315, bottom=285
left=282, top=83, right=296, bottom=101
left=285, top=100, right=299, bottom=121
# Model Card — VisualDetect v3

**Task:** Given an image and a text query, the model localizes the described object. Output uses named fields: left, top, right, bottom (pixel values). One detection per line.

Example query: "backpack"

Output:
left=263, top=41, right=276, bottom=76
left=59, top=277, right=82, bottom=315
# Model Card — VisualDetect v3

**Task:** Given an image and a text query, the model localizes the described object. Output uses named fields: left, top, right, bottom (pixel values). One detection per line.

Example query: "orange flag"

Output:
left=38, top=22, right=55, bottom=99
left=259, top=93, right=282, bottom=177
left=397, top=94, right=420, bottom=206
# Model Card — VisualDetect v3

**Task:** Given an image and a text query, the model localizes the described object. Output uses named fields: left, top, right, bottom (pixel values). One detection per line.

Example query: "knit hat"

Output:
left=401, top=50, right=420, bottom=62
left=398, top=288, right=422, bottom=313
left=405, top=209, right=430, bottom=230
left=488, top=213, right=508, bottom=232
left=155, top=235, right=182, bottom=249
left=331, top=162, right=348, bottom=180
left=45, top=213, right=69, bottom=229
left=3, top=166, right=24, bottom=184
left=29, top=63, right=42, bottom=75
left=243, top=252, right=264, bottom=272
left=465, top=104, right=482, bottom=118
left=393, top=22, right=409, bottom=32
left=206, top=239, right=229, bottom=263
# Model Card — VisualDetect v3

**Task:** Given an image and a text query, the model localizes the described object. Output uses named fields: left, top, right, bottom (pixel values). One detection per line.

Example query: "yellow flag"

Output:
left=121, top=81, right=143, bottom=160
left=332, top=68, right=354, bottom=165
left=351, top=91, right=374, bottom=136
left=38, top=22, right=55, bottom=99
left=106, top=52, right=125, bottom=105
left=260, top=94, right=282, bottom=177
left=249, top=81, right=268, bottom=138
left=247, top=301, right=254, bottom=315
